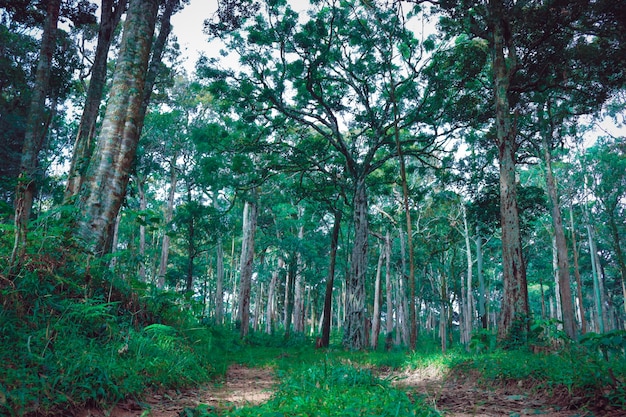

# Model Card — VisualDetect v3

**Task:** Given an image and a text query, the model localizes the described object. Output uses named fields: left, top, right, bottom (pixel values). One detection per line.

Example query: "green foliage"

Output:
left=187, top=358, right=440, bottom=417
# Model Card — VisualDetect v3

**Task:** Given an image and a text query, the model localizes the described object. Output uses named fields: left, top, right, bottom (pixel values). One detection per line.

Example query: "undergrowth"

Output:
left=185, top=355, right=440, bottom=417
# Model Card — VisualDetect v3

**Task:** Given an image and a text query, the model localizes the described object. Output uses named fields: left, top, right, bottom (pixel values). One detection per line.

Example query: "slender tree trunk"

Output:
left=284, top=255, right=297, bottom=339
left=476, top=228, right=487, bottom=329
left=384, top=230, right=393, bottom=339
left=11, top=0, right=61, bottom=268
left=215, top=237, right=225, bottom=324
left=343, top=178, right=369, bottom=350
left=461, top=204, right=473, bottom=349
left=157, top=159, right=177, bottom=288
left=266, top=256, right=282, bottom=334
left=321, top=209, right=342, bottom=347
left=65, top=0, right=127, bottom=199
left=371, top=239, right=384, bottom=349
left=542, top=135, right=576, bottom=338
left=569, top=206, right=586, bottom=334
left=607, top=210, right=626, bottom=320
left=76, top=0, right=160, bottom=255
left=238, top=199, right=258, bottom=338
left=185, top=189, right=195, bottom=292
left=551, top=235, right=563, bottom=322
left=587, top=225, right=605, bottom=333
left=137, top=174, right=147, bottom=281
left=294, top=217, right=305, bottom=333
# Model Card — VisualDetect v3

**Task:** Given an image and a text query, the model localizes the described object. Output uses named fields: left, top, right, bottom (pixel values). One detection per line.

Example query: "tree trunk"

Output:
left=542, top=135, right=576, bottom=338
left=490, top=0, right=529, bottom=341
left=157, top=159, right=178, bottom=288
left=216, top=237, right=224, bottom=324
left=65, top=0, right=127, bottom=200
left=587, top=224, right=605, bottom=333
left=238, top=199, right=258, bottom=338
left=266, top=256, right=283, bottom=334
left=343, top=178, right=368, bottom=350
left=569, top=206, right=586, bottom=334
left=371, top=239, right=384, bottom=349
left=76, top=0, right=160, bottom=255
left=11, top=0, right=61, bottom=267
left=607, top=209, right=626, bottom=320
left=461, top=204, right=473, bottom=349
left=384, top=230, right=393, bottom=339
left=137, top=174, right=147, bottom=281
left=321, top=209, right=341, bottom=347
left=294, top=218, right=305, bottom=333
left=284, top=254, right=297, bottom=339
left=476, top=228, right=487, bottom=329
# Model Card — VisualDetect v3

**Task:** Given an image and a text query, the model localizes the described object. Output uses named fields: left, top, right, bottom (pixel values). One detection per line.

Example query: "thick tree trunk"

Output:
left=321, top=209, right=341, bottom=347
left=343, top=178, right=368, bottom=350
left=238, top=199, right=258, bottom=338
left=65, top=0, right=127, bottom=199
left=11, top=0, right=61, bottom=267
left=543, top=136, right=576, bottom=338
left=76, top=0, right=159, bottom=255
left=490, top=0, right=529, bottom=341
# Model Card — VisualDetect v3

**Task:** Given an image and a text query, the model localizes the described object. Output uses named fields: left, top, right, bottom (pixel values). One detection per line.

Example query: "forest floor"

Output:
left=79, top=363, right=619, bottom=417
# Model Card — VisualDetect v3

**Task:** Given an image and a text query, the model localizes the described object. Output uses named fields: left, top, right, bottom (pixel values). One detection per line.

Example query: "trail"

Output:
left=79, top=363, right=621, bottom=417
left=386, top=365, right=622, bottom=417
left=78, top=365, right=276, bottom=417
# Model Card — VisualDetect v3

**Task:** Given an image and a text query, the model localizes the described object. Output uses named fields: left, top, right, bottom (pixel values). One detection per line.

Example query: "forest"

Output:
left=1, top=0, right=625, bottom=415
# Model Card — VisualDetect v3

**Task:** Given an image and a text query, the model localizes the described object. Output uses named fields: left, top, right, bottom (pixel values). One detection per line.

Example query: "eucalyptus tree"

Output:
left=434, top=0, right=626, bottom=341
left=212, top=0, right=468, bottom=350
left=9, top=0, right=96, bottom=267
left=65, top=0, right=127, bottom=199
left=75, top=0, right=188, bottom=256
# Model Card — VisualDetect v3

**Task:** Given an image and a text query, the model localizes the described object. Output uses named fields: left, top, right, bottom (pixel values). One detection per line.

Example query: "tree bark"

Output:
left=587, top=225, right=605, bottom=333
left=321, top=209, right=341, bottom=347
left=238, top=199, right=258, bottom=338
left=137, top=174, right=147, bottom=281
left=490, top=0, right=529, bottom=341
left=461, top=204, right=473, bottom=349
left=11, top=0, right=61, bottom=267
left=343, top=178, right=368, bottom=350
left=65, top=0, right=127, bottom=200
left=569, top=206, right=586, bottom=334
left=157, top=158, right=178, bottom=288
left=384, top=230, right=393, bottom=341
left=542, top=135, right=576, bottom=338
left=476, top=228, right=487, bottom=329
left=76, top=0, right=160, bottom=255
left=215, top=198, right=225, bottom=325
left=371, top=238, right=384, bottom=349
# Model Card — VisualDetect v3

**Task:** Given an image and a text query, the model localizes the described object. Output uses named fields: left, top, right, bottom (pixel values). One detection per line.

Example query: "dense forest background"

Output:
left=1, top=0, right=625, bottom=415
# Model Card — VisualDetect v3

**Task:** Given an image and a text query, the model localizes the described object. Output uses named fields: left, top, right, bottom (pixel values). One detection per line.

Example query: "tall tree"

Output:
left=65, top=0, right=128, bottom=200
left=11, top=0, right=62, bottom=267
left=76, top=0, right=159, bottom=255
left=213, top=0, right=462, bottom=349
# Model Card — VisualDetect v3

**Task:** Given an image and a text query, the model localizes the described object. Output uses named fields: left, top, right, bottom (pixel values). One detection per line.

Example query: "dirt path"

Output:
left=387, top=366, right=621, bottom=417
left=79, top=365, right=276, bottom=417
left=79, top=363, right=621, bottom=417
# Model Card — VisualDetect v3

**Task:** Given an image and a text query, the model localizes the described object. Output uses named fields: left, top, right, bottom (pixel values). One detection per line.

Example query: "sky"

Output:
left=170, top=0, right=314, bottom=73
